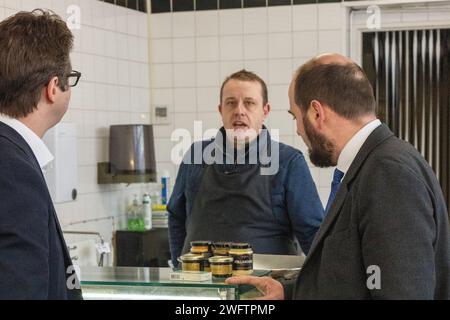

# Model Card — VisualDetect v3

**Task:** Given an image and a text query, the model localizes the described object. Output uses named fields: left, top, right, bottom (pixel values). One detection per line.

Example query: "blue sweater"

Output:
left=168, top=137, right=324, bottom=265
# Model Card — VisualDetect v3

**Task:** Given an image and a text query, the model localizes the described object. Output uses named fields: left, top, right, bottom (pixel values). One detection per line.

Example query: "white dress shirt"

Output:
left=336, top=119, right=382, bottom=177
left=0, top=114, right=54, bottom=171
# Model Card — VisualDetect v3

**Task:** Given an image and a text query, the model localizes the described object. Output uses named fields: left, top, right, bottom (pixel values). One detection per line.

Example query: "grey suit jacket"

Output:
left=295, top=124, right=450, bottom=299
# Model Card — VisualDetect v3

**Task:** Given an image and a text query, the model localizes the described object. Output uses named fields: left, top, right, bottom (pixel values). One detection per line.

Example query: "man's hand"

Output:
left=225, top=276, right=285, bottom=300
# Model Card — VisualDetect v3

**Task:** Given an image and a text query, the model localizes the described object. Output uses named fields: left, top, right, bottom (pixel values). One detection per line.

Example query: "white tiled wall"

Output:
left=150, top=3, right=347, bottom=207
left=0, top=0, right=152, bottom=264
left=150, top=1, right=450, bottom=208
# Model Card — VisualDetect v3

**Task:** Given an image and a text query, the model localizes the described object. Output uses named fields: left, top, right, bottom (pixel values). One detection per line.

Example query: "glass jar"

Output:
left=212, top=242, right=230, bottom=256
left=190, top=241, right=212, bottom=254
left=209, top=256, right=234, bottom=278
left=190, top=241, right=213, bottom=272
left=229, top=243, right=253, bottom=276
left=178, top=253, right=206, bottom=272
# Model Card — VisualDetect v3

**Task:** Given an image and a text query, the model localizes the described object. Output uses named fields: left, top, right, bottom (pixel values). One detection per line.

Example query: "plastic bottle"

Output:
left=127, top=195, right=145, bottom=231
left=143, top=193, right=152, bottom=230
left=161, top=170, right=171, bottom=205
left=126, top=197, right=136, bottom=231
left=151, top=190, right=161, bottom=207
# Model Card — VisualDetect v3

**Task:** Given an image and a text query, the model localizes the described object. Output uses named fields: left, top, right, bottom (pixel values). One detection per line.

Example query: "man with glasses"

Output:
left=0, top=10, right=82, bottom=299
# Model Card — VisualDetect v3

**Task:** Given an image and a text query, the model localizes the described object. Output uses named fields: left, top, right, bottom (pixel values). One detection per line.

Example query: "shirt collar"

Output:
left=337, top=119, right=381, bottom=176
left=0, top=114, right=54, bottom=170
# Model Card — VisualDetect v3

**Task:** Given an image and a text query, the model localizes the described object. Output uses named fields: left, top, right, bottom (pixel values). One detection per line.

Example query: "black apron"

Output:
left=182, top=132, right=297, bottom=255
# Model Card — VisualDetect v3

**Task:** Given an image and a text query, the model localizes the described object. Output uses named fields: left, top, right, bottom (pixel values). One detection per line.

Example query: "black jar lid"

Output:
left=230, top=242, right=252, bottom=249
left=191, top=241, right=212, bottom=247
left=213, top=242, right=230, bottom=248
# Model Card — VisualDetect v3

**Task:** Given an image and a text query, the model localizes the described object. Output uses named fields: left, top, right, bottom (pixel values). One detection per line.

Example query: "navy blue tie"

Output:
left=325, top=169, right=344, bottom=213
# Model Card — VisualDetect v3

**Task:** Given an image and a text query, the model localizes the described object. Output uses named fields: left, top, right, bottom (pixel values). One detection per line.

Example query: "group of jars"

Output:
left=178, top=241, right=253, bottom=278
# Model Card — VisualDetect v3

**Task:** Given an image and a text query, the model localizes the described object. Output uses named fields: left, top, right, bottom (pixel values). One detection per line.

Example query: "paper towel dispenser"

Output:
left=98, top=125, right=157, bottom=184
left=43, top=123, right=78, bottom=203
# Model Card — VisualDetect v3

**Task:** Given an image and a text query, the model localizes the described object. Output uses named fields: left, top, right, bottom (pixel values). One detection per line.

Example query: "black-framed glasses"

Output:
left=67, top=70, right=81, bottom=87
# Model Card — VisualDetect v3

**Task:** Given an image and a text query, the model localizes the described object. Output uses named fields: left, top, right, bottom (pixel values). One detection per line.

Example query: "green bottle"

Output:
left=128, top=195, right=145, bottom=232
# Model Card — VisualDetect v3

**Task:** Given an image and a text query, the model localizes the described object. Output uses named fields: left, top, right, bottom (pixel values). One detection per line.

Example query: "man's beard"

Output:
left=226, top=128, right=259, bottom=149
left=303, top=116, right=336, bottom=168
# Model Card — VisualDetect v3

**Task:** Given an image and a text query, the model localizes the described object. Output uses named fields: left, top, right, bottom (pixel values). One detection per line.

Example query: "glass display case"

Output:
left=79, top=266, right=266, bottom=300
left=79, top=254, right=304, bottom=300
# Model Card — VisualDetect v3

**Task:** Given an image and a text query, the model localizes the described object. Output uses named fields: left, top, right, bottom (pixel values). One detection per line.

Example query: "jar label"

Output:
left=230, top=254, right=253, bottom=270
left=182, top=262, right=201, bottom=272
left=211, top=265, right=233, bottom=276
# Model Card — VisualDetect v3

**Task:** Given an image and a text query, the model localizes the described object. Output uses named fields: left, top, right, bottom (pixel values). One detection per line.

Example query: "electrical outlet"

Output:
left=153, top=105, right=172, bottom=125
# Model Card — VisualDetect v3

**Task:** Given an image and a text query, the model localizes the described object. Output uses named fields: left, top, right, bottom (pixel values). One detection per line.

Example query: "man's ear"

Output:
left=263, top=103, right=271, bottom=118
left=309, top=100, right=326, bottom=129
left=45, top=76, right=60, bottom=104
left=218, top=104, right=223, bottom=115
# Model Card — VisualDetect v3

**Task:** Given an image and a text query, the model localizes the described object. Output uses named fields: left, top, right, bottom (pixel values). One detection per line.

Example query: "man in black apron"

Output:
left=168, top=70, right=324, bottom=266
left=181, top=126, right=297, bottom=255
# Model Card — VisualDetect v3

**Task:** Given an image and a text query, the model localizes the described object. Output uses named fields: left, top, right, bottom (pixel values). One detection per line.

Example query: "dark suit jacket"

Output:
left=295, top=124, right=450, bottom=299
left=0, top=122, right=82, bottom=300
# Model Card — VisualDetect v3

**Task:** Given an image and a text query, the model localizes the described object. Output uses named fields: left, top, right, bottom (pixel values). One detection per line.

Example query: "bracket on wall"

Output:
left=97, top=162, right=157, bottom=184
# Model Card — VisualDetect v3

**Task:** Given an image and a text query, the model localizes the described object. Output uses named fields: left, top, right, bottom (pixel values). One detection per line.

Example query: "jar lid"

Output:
left=179, top=253, right=204, bottom=262
left=213, top=242, right=230, bottom=248
left=191, top=251, right=213, bottom=258
left=190, top=241, right=212, bottom=247
left=230, top=242, right=252, bottom=249
left=209, top=256, right=233, bottom=263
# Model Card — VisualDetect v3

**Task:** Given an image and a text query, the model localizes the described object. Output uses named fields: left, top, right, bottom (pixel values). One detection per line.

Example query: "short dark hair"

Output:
left=0, top=9, right=74, bottom=118
left=294, top=62, right=376, bottom=119
left=220, top=69, right=269, bottom=106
